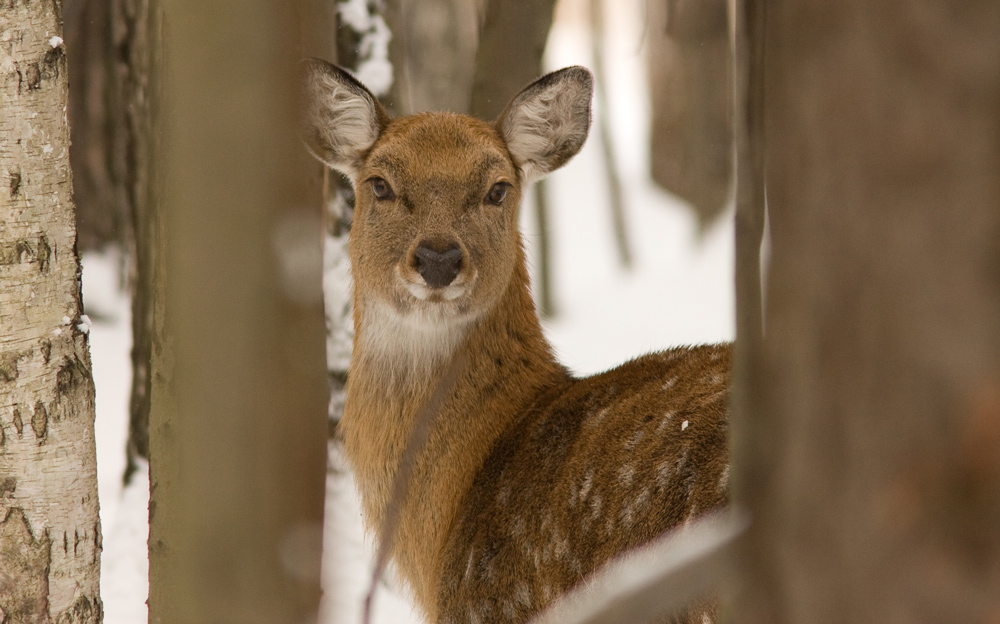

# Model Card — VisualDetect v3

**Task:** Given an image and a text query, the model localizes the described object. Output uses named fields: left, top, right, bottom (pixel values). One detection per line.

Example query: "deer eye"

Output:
left=485, top=182, right=509, bottom=206
left=370, top=177, right=395, bottom=201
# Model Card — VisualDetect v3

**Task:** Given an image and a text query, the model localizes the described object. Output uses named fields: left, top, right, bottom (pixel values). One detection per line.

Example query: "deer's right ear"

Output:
left=300, top=59, right=389, bottom=177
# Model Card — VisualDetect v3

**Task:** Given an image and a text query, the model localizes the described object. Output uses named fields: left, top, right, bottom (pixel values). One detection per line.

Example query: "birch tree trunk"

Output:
left=0, top=2, right=103, bottom=622
left=733, top=0, right=1000, bottom=621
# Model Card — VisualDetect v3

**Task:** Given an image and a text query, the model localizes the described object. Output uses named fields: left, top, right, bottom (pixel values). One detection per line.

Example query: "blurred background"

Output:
left=66, top=0, right=735, bottom=621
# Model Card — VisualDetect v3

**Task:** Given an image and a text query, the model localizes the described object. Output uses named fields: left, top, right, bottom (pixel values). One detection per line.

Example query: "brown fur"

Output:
left=302, top=61, right=730, bottom=624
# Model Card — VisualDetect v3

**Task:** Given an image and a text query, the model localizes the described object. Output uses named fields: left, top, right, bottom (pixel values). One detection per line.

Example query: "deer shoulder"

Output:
left=301, top=59, right=731, bottom=624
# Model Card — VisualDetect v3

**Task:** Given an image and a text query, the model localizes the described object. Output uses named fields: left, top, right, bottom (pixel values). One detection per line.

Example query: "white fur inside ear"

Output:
left=500, top=69, right=592, bottom=183
left=304, top=67, right=381, bottom=177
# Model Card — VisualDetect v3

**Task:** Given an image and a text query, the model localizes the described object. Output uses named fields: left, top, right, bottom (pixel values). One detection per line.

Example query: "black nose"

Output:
left=414, top=241, right=463, bottom=289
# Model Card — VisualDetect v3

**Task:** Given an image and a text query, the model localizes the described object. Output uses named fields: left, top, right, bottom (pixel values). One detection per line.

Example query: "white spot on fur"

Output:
left=467, top=606, right=481, bottom=624
left=464, top=549, right=475, bottom=581
left=503, top=600, right=517, bottom=619
left=663, top=377, right=678, bottom=390
left=587, top=406, right=610, bottom=428
left=625, top=429, right=644, bottom=450
left=516, top=583, right=532, bottom=607
left=578, top=469, right=594, bottom=501
left=702, top=613, right=713, bottom=624
left=617, top=464, right=635, bottom=486
left=681, top=420, right=690, bottom=431
left=590, top=493, right=603, bottom=521
left=656, top=411, right=676, bottom=434
left=656, top=460, right=673, bottom=488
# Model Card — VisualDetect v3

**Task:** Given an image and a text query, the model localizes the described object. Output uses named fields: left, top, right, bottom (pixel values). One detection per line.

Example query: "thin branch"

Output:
left=529, top=510, right=747, bottom=624
left=362, top=351, right=469, bottom=624
left=590, top=0, right=632, bottom=269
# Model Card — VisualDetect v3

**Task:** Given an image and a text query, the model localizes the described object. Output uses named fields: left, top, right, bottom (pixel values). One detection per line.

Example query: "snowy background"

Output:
left=83, top=1, right=734, bottom=622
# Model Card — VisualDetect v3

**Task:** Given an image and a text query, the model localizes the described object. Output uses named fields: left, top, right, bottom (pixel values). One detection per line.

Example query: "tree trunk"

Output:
left=647, top=0, right=733, bottom=228
left=733, top=0, right=1000, bottom=621
left=147, top=1, right=329, bottom=622
left=64, top=0, right=121, bottom=253
left=106, top=0, right=161, bottom=483
left=384, top=0, right=481, bottom=115
left=0, top=2, right=103, bottom=622
left=468, top=0, right=556, bottom=121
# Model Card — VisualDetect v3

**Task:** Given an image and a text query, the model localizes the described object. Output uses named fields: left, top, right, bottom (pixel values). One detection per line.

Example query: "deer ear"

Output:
left=300, top=58, right=389, bottom=177
left=496, top=66, right=593, bottom=183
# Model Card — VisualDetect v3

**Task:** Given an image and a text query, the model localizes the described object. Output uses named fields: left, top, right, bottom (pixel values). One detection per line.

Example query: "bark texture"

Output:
left=733, top=0, right=1000, bottom=621
left=147, top=1, right=329, bottom=622
left=0, top=1, right=103, bottom=622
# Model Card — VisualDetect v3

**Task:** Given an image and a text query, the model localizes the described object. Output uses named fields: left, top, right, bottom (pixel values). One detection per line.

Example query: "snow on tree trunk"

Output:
left=0, top=2, right=103, bottom=623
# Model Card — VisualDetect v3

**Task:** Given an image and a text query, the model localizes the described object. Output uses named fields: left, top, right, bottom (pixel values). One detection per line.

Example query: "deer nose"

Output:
left=413, top=241, right=463, bottom=289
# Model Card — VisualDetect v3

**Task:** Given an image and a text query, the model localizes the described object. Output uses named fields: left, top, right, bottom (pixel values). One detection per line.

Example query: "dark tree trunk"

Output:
left=468, top=0, right=556, bottom=121
left=65, top=0, right=121, bottom=253
left=733, top=0, right=1000, bottom=622
left=647, top=0, right=733, bottom=228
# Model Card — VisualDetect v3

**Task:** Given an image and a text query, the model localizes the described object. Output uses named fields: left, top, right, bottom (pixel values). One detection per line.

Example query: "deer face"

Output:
left=301, top=60, right=593, bottom=330
left=349, top=114, right=522, bottom=326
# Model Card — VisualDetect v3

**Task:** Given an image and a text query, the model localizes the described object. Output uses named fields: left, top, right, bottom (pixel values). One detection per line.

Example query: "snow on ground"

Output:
left=85, top=1, right=734, bottom=622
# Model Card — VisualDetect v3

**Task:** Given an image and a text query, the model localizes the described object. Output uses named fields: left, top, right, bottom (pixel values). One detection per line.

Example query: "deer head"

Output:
left=301, top=60, right=592, bottom=367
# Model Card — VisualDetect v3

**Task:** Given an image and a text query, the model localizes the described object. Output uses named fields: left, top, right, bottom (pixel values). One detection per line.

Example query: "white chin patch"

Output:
left=397, top=267, right=476, bottom=302
left=404, top=281, right=467, bottom=301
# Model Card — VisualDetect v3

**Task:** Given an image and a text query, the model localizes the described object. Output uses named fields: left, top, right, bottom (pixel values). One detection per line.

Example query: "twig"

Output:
left=361, top=350, right=469, bottom=624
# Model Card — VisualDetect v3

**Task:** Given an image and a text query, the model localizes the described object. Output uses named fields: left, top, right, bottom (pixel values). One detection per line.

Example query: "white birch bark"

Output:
left=0, top=2, right=102, bottom=622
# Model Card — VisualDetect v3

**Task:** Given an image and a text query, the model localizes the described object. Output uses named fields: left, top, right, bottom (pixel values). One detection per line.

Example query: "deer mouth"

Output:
left=396, top=264, right=477, bottom=304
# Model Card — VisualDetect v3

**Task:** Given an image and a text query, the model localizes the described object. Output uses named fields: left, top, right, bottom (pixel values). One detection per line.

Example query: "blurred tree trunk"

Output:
left=0, top=2, right=103, bottom=622
left=64, top=0, right=121, bottom=253
left=147, top=1, right=329, bottom=622
left=470, top=0, right=558, bottom=316
left=104, top=0, right=162, bottom=483
left=469, top=0, right=556, bottom=120
left=733, top=0, right=1000, bottom=621
left=384, top=0, right=482, bottom=115
left=647, top=0, right=733, bottom=228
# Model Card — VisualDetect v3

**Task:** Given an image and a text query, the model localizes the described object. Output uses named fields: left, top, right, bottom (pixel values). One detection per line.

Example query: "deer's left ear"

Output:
left=495, top=66, right=593, bottom=183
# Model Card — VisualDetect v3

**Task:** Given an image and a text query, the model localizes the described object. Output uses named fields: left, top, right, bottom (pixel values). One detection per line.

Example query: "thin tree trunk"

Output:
left=469, top=0, right=558, bottom=316
left=384, top=0, right=481, bottom=115
left=64, top=0, right=120, bottom=253
left=589, top=0, right=632, bottom=269
left=468, top=0, right=556, bottom=121
left=734, top=0, right=1000, bottom=621
left=0, top=2, right=103, bottom=622
left=647, top=0, right=733, bottom=227
left=106, top=0, right=161, bottom=483
left=147, top=1, right=329, bottom=621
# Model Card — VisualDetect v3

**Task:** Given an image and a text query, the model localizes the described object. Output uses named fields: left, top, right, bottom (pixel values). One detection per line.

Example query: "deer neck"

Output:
left=341, top=258, right=569, bottom=614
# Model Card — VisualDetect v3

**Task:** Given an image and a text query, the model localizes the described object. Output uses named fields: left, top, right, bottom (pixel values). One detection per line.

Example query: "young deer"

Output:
left=302, top=59, right=730, bottom=624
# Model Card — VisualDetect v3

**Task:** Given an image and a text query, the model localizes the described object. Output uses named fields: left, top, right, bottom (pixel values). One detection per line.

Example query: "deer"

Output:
left=301, top=58, right=731, bottom=624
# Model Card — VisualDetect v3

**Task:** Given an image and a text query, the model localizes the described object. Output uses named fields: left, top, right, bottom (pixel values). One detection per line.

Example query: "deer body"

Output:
left=303, top=60, right=730, bottom=624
